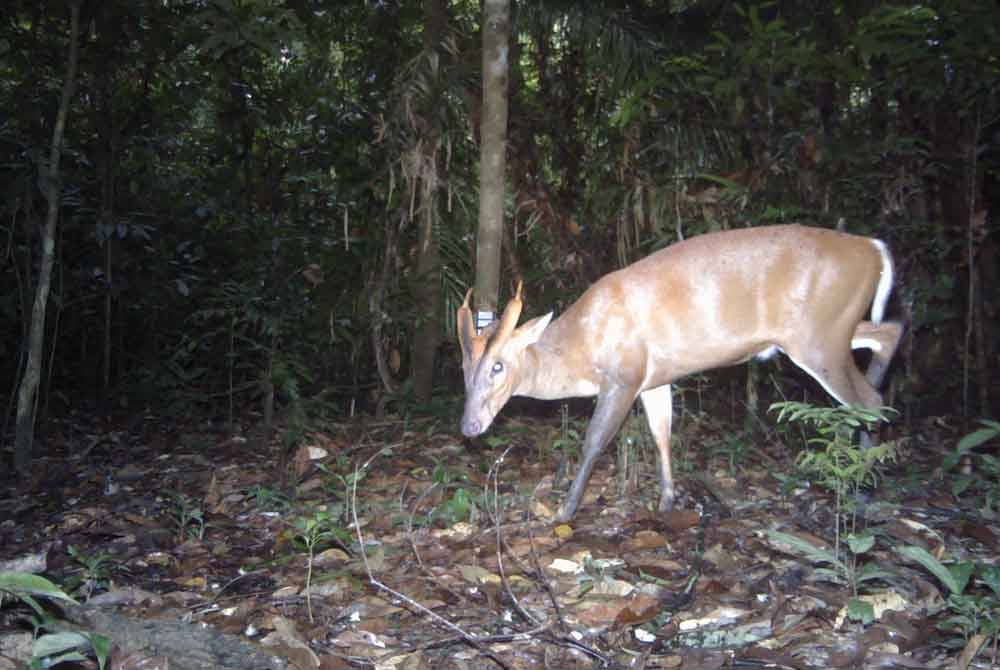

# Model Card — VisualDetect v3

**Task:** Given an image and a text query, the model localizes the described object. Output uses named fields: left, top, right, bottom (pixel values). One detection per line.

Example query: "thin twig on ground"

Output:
left=487, top=445, right=545, bottom=628
left=350, top=451, right=513, bottom=669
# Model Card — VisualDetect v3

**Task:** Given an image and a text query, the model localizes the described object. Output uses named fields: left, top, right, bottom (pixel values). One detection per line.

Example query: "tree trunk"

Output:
left=475, top=0, right=510, bottom=316
left=14, top=2, right=81, bottom=472
left=410, top=166, right=442, bottom=403
left=96, top=0, right=119, bottom=400
left=409, top=0, right=449, bottom=404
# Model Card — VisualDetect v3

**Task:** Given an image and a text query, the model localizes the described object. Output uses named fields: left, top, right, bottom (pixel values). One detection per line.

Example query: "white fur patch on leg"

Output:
left=755, top=345, right=780, bottom=361
left=870, top=239, right=894, bottom=325
left=851, top=337, right=882, bottom=351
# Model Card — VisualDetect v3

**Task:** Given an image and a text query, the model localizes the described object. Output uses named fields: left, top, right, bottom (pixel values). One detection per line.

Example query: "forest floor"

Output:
left=1, top=402, right=998, bottom=670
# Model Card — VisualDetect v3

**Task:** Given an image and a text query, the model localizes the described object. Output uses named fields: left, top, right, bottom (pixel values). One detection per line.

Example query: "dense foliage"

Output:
left=1, top=0, right=997, bottom=450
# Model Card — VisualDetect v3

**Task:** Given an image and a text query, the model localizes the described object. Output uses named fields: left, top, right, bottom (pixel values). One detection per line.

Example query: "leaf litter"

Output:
left=0, top=410, right=997, bottom=669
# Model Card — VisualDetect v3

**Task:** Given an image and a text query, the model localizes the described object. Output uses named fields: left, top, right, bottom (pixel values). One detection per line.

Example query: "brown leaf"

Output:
left=623, top=530, right=668, bottom=551
left=205, top=473, right=224, bottom=513
left=629, top=557, right=686, bottom=581
left=292, top=446, right=312, bottom=480
left=111, top=650, right=170, bottom=670
left=317, top=655, right=352, bottom=670
left=881, top=519, right=941, bottom=551
left=302, top=264, right=324, bottom=287
left=960, top=520, right=999, bottom=550
left=658, top=509, right=701, bottom=533
left=703, top=542, right=741, bottom=573
left=956, top=633, right=988, bottom=670
left=613, top=592, right=662, bottom=626
left=263, top=616, right=320, bottom=669
left=575, top=600, right=631, bottom=628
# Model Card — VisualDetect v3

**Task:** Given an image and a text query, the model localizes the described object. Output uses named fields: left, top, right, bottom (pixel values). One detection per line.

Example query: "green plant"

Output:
left=549, top=404, right=585, bottom=489
left=668, top=404, right=707, bottom=477
left=708, top=429, right=752, bottom=475
left=576, top=555, right=629, bottom=598
left=378, top=377, right=417, bottom=417
left=551, top=404, right=583, bottom=459
left=770, top=401, right=897, bottom=557
left=898, top=546, right=1000, bottom=656
left=616, top=412, right=649, bottom=500
left=317, top=462, right=367, bottom=521
left=431, top=460, right=466, bottom=487
left=166, top=492, right=206, bottom=541
left=0, top=571, right=110, bottom=669
left=767, top=530, right=893, bottom=624
left=944, top=420, right=1000, bottom=513
left=438, top=487, right=479, bottom=525
left=64, top=546, right=123, bottom=600
left=291, top=510, right=349, bottom=623
left=482, top=433, right=513, bottom=451
left=244, top=485, right=291, bottom=512
left=770, top=470, right=810, bottom=498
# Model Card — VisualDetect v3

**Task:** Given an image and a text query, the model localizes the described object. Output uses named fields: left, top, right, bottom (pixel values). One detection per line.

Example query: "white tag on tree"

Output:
left=476, top=311, right=495, bottom=333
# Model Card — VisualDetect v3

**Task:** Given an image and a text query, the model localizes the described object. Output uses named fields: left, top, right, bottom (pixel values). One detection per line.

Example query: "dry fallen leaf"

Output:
left=553, top=523, right=574, bottom=539
left=614, top=592, right=663, bottom=626
left=261, top=616, right=320, bottom=669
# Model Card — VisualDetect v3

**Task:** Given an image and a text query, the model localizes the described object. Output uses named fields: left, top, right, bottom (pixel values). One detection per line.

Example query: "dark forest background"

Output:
left=2, top=0, right=998, bottom=467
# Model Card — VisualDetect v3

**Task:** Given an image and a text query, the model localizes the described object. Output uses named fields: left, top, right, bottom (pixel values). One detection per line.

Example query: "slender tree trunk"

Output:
left=475, top=0, right=510, bottom=316
left=104, top=240, right=113, bottom=393
left=14, top=2, right=81, bottom=472
left=410, top=0, right=448, bottom=403
left=95, top=1, right=118, bottom=400
left=372, top=217, right=401, bottom=398
left=411, top=164, right=442, bottom=403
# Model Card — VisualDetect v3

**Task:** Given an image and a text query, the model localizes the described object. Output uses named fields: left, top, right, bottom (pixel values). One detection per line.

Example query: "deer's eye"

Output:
left=491, top=361, right=504, bottom=375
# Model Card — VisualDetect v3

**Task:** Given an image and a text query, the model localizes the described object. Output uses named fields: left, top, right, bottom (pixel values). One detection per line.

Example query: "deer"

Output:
left=457, top=224, right=903, bottom=523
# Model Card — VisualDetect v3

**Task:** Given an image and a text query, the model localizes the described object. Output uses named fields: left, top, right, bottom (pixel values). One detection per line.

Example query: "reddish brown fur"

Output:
left=459, top=225, right=902, bottom=522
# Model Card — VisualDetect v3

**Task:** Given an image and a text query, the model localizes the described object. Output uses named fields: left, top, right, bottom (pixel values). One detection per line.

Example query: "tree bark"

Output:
left=95, top=1, right=119, bottom=399
left=372, top=217, right=401, bottom=398
left=14, top=1, right=81, bottom=472
left=410, top=0, right=448, bottom=404
left=475, top=0, right=510, bottom=316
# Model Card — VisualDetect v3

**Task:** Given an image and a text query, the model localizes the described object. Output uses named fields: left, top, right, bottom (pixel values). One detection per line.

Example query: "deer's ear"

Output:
left=506, top=312, right=553, bottom=350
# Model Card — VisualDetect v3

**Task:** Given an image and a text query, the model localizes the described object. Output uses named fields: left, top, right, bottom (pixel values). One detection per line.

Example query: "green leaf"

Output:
left=87, top=631, right=112, bottom=670
left=957, top=426, right=999, bottom=451
left=857, top=562, right=895, bottom=583
left=940, top=612, right=974, bottom=633
left=19, top=594, right=50, bottom=619
left=949, top=475, right=973, bottom=496
left=32, top=631, right=90, bottom=658
left=814, top=567, right=848, bottom=585
left=896, top=546, right=971, bottom=595
left=948, top=562, right=976, bottom=595
left=847, top=597, right=875, bottom=624
left=767, top=531, right=846, bottom=579
left=33, top=651, right=90, bottom=668
left=0, top=572, right=77, bottom=604
left=847, top=533, right=875, bottom=555
left=979, top=565, right=1000, bottom=598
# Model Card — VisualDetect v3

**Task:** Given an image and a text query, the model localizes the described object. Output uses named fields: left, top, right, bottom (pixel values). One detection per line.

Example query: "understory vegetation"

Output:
left=1, top=1, right=998, bottom=668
